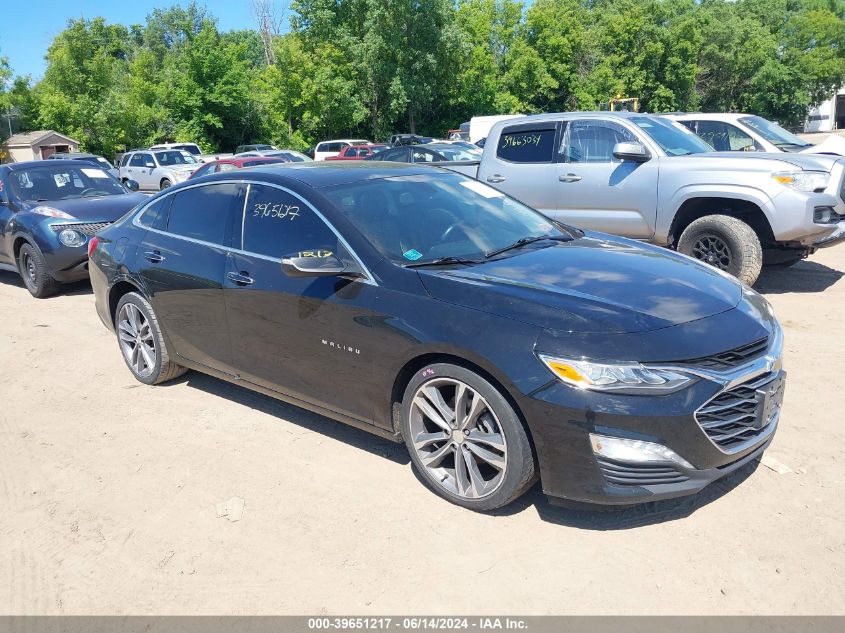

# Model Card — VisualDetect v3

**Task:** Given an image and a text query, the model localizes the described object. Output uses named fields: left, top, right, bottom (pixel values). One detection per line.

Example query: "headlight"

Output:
left=771, top=170, right=830, bottom=192
left=58, top=229, right=86, bottom=247
left=538, top=354, right=695, bottom=394
left=31, top=206, right=76, bottom=219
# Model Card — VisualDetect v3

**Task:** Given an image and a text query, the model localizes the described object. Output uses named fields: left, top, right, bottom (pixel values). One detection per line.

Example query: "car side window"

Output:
left=241, top=184, right=338, bottom=259
left=129, top=153, right=145, bottom=167
left=137, top=195, right=172, bottom=230
left=412, top=149, right=436, bottom=163
left=383, top=147, right=410, bottom=162
left=564, top=120, right=636, bottom=163
left=165, top=183, right=241, bottom=245
left=140, top=153, right=156, bottom=168
left=690, top=120, right=757, bottom=152
left=496, top=126, right=557, bottom=163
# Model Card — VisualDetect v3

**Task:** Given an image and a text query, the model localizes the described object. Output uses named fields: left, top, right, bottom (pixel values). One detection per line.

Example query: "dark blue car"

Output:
left=0, top=160, right=147, bottom=297
left=88, top=163, right=784, bottom=511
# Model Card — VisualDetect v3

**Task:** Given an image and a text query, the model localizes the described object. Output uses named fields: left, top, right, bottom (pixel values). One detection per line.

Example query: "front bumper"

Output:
left=522, top=328, right=784, bottom=506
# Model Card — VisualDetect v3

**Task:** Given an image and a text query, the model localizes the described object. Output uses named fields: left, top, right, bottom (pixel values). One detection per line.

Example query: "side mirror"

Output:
left=613, top=142, right=650, bottom=163
left=124, top=179, right=140, bottom=192
left=281, top=251, right=364, bottom=279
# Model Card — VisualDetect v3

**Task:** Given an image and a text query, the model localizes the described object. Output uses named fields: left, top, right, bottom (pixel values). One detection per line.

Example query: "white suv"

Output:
left=119, top=149, right=202, bottom=191
left=664, top=113, right=845, bottom=156
left=313, top=139, right=371, bottom=161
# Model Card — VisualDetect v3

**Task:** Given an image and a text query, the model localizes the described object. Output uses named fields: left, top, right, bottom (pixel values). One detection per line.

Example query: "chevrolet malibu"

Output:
left=88, top=163, right=785, bottom=511
left=0, top=160, right=146, bottom=297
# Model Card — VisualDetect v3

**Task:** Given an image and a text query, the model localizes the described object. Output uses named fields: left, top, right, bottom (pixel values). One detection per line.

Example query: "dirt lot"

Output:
left=1, top=248, right=844, bottom=615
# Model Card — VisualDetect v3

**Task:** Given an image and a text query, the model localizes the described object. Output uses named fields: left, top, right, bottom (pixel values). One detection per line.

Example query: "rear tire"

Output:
left=677, top=214, right=762, bottom=285
left=115, top=292, right=186, bottom=385
left=400, top=362, right=535, bottom=511
left=17, top=243, right=61, bottom=298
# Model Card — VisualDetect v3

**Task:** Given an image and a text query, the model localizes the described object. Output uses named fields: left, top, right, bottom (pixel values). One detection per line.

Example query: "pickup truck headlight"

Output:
left=538, top=354, right=695, bottom=394
left=772, top=170, right=830, bottom=192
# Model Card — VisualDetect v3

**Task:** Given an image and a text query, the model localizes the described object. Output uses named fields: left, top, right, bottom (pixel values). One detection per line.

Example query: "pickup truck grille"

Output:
left=677, top=337, right=769, bottom=371
left=695, top=371, right=784, bottom=452
left=50, top=222, right=113, bottom=236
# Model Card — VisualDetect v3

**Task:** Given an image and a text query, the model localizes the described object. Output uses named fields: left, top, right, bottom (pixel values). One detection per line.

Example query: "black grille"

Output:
left=696, top=372, right=784, bottom=451
left=678, top=337, right=769, bottom=371
left=597, top=457, right=688, bottom=487
left=51, top=222, right=113, bottom=236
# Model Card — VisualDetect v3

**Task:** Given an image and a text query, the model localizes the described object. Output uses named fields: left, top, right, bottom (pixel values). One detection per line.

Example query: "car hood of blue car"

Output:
left=417, top=233, right=744, bottom=334
left=22, top=192, right=149, bottom=222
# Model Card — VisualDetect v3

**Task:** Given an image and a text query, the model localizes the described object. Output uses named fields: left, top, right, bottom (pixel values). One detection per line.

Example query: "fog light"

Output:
left=813, top=207, right=835, bottom=224
left=59, top=229, right=86, bottom=247
left=589, top=433, right=694, bottom=469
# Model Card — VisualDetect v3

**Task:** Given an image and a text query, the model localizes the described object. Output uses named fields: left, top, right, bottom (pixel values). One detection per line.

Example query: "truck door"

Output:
left=555, top=118, right=659, bottom=239
left=476, top=121, right=561, bottom=218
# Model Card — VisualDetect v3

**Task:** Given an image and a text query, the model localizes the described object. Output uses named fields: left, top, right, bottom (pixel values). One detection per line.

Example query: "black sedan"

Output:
left=0, top=160, right=146, bottom=297
left=88, top=162, right=784, bottom=511
left=366, top=143, right=481, bottom=164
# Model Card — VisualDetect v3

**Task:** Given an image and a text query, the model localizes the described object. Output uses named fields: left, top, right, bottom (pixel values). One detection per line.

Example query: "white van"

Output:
left=468, top=115, right=523, bottom=144
left=314, top=139, right=371, bottom=161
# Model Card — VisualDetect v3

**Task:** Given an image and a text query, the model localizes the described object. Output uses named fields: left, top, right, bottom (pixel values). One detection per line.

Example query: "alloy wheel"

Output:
left=409, top=378, right=507, bottom=499
left=117, top=303, right=157, bottom=378
left=692, top=234, right=732, bottom=271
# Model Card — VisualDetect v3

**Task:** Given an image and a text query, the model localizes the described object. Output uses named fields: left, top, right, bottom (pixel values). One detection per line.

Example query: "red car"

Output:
left=190, top=156, right=288, bottom=179
left=324, top=144, right=388, bottom=161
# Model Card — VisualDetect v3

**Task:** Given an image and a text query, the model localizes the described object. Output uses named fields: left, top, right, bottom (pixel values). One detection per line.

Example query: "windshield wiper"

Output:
left=403, top=256, right=484, bottom=268
left=485, top=234, right=572, bottom=259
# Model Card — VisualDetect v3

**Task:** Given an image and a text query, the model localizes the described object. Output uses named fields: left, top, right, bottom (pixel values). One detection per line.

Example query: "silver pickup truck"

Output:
left=442, top=112, right=845, bottom=285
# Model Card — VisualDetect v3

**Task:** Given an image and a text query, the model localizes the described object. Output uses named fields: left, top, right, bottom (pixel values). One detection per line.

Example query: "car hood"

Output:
left=691, top=151, right=841, bottom=172
left=22, top=192, right=149, bottom=222
left=417, top=234, right=743, bottom=334
left=798, top=134, right=845, bottom=158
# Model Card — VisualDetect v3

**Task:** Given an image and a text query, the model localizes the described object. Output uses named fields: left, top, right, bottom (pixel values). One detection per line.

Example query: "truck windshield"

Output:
left=739, top=116, right=811, bottom=149
left=631, top=116, right=713, bottom=156
left=323, top=172, right=571, bottom=266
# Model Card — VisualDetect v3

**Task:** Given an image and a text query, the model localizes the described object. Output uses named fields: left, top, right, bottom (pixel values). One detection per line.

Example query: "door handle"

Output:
left=227, top=271, right=254, bottom=286
left=144, top=251, right=165, bottom=263
left=486, top=175, right=506, bottom=183
left=559, top=173, right=582, bottom=183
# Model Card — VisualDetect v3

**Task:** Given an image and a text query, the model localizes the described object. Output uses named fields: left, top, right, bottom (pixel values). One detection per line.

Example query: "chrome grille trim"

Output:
left=50, top=221, right=113, bottom=236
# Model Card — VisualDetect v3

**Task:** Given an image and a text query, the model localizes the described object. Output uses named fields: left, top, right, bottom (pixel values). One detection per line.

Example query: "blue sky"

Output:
left=0, top=0, right=266, bottom=80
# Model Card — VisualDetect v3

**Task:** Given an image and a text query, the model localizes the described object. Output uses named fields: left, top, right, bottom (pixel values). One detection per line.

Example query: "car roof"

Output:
left=218, top=156, right=287, bottom=166
left=203, top=161, right=436, bottom=188
left=664, top=112, right=749, bottom=121
left=6, top=159, right=101, bottom=171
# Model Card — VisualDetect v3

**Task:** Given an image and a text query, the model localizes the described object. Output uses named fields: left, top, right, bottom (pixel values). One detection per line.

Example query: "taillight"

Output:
left=88, top=236, right=100, bottom=258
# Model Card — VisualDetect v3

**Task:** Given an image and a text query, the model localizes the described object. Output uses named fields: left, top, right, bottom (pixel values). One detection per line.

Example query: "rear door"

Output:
left=223, top=182, right=377, bottom=421
left=477, top=121, right=560, bottom=217
left=555, top=118, right=659, bottom=238
left=137, top=182, right=243, bottom=373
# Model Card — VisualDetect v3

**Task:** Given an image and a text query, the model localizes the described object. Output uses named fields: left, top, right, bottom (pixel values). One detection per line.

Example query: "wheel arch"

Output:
left=108, top=278, right=146, bottom=327
left=388, top=352, right=534, bottom=452
left=669, top=196, right=775, bottom=248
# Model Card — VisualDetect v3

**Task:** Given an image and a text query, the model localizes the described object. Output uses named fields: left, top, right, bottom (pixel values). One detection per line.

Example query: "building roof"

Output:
left=4, top=130, right=80, bottom=147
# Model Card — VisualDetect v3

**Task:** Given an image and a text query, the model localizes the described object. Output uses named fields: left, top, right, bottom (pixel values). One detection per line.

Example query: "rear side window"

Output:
left=241, top=184, right=337, bottom=258
left=137, top=195, right=172, bottom=230
left=496, top=127, right=557, bottom=163
left=166, top=183, right=241, bottom=245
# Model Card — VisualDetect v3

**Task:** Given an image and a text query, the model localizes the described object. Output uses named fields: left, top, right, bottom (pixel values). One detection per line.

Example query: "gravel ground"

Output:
left=1, top=247, right=843, bottom=615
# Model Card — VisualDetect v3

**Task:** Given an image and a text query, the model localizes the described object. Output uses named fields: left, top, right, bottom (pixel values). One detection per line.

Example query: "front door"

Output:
left=137, top=182, right=243, bottom=372
left=0, top=173, right=15, bottom=265
left=555, top=118, right=659, bottom=239
left=223, top=182, right=377, bottom=422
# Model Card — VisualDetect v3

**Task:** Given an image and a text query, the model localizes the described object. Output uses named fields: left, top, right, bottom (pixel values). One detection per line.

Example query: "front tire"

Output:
left=400, top=363, right=536, bottom=511
left=160, top=178, right=172, bottom=190
left=115, top=292, right=186, bottom=385
left=677, top=214, right=762, bottom=285
left=17, top=243, right=61, bottom=298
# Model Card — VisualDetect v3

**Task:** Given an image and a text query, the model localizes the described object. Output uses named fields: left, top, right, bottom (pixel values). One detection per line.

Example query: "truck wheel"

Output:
left=677, top=215, right=762, bottom=285
left=763, top=249, right=804, bottom=268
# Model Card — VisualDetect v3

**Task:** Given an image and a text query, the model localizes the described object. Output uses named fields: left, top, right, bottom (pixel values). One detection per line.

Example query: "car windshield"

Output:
left=94, top=157, right=114, bottom=170
left=427, top=145, right=482, bottom=161
left=631, top=116, right=713, bottom=156
left=276, top=151, right=312, bottom=162
left=155, top=150, right=199, bottom=165
left=323, top=172, right=571, bottom=265
left=173, top=144, right=202, bottom=155
left=739, top=115, right=811, bottom=148
left=9, top=165, right=127, bottom=202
